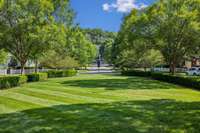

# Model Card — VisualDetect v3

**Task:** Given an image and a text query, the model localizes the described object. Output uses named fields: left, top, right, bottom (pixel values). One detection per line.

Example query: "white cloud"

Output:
left=102, top=0, right=148, bottom=13
left=102, top=3, right=110, bottom=11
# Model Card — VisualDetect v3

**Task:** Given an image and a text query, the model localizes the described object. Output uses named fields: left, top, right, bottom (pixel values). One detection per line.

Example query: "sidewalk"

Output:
left=80, top=66, right=116, bottom=74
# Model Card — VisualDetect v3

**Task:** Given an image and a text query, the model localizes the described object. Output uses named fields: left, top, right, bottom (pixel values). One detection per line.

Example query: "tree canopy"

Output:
left=0, top=0, right=97, bottom=72
left=0, top=50, right=7, bottom=65
left=112, top=0, right=200, bottom=73
left=82, top=28, right=117, bottom=63
left=0, top=0, right=69, bottom=73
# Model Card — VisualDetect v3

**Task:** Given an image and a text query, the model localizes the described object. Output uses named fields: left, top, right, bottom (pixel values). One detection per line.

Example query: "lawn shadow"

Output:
left=0, top=99, right=200, bottom=133
left=61, top=77, right=182, bottom=90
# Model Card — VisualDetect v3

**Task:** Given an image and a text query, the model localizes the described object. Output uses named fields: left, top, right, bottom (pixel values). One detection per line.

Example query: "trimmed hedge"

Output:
left=121, top=70, right=200, bottom=89
left=0, top=69, right=78, bottom=90
left=47, top=71, right=64, bottom=78
left=0, top=75, right=27, bottom=89
left=63, top=69, right=78, bottom=77
left=47, top=69, right=77, bottom=78
left=26, top=73, right=48, bottom=82
left=151, top=73, right=200, bottom=89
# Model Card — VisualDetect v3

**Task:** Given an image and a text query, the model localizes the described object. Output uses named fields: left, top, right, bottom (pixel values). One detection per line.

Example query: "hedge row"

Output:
left=26, top=73, right=48, bottom=82
left=151, top=73, right=200, bottom=89
left=122, top=70, right=200, bottom=89
left=47, top=69, right=77, bottom=78
left=0, top=75, right=27, bottom=89
left=0, top=69, right=78, bottom=89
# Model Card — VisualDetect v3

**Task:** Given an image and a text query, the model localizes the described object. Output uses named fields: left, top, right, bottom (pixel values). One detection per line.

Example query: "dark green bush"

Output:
left=47, top=71, right=64, bottom=78
left=0, top=69, right=77, bottom=89
left=26, top=73, right=48, bottom=82
left=0, top=75, right=27, bottom=89
left=47, top=69, right=77, bottom=78
left=151, top=73, right=200, bottom=89
left=121, top=70, right=151, bottom=77
left=122, top=70, right=200, bottom=89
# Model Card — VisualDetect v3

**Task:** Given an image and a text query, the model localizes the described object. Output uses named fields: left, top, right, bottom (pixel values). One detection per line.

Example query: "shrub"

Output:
left=26, top=73, right=48, bottom=82
left=19, top=75, right=27, bottom=84
left=47, top=70, right=64, bottom=78
left=0, top=75, right=27, bottom=89
left=47, top=69, right=77, bottom=78
left=121, top=70, right=151, bottom=77
left=63, top=69, right=77, bottom=77
left=151, top=73, right=200, bottom=89
left=122, top=70, right=200, bottom=89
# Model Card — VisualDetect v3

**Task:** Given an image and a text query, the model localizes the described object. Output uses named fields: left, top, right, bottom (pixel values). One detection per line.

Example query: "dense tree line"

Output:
left=82, top=28, right=117, bottom=63
left=112, top=0, right=200, bottom=74
left=0, top=0, right=97, bottom=73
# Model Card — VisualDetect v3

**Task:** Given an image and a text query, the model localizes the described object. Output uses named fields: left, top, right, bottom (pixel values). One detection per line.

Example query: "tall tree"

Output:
left=112, top=0, right=200, bottom=73
left=40, top=27, right=97, bottom=69
left=149, top=0, right=200, bottom=74
left=82, top=28, right=116, bottom=62
left=112, top=9, right=162, bottom=69
left=67, top=28, right=97, bottom=67
left=0, top=0, right=74, bottom=74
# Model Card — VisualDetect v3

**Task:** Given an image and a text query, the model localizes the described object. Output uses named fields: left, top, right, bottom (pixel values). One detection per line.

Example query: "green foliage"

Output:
left=149, top=0, right=200, bottom=73
left=52, top=0, right=75, bottom=26
left=0, top=0, right=75, bottom=73
left=63, top=69, right=78, bottom=77
left=0, top=69, right=77, bottom=89
left=113, top=0, right=200, bottom=73
left=151, top=73, right=200, bottom=89
left=82, top=28, right=116, bottom=46
left=116, top=48, right=164, bottom=69
left=0, top=0, right=96, bottom=70
left=0, top=49, right=7, bottom=64
left=41, top=27, right=97, bottom=68
left=0, top=0, right=52, bottom=70
left=40, top=51, right=80, bottom=69
left=26, top=73, right=48, bottom=82
left=18, top=75, right=27, bottom=85
left=112, top=9, right=164, bottom=69
left=82, top=28, right=117, bottom=63
left=103, top=38, right=116, bottom=63
left=122, top=70, right=200, bottom=89
left=0, top=75, right=27, bottom=89
left=66, top=28, right=97, bottom=66
left=47, top=69, right=77, bottom=78
left=47, top=71, right=64, bottom=78
left=140, top=49, right=164, bottom=69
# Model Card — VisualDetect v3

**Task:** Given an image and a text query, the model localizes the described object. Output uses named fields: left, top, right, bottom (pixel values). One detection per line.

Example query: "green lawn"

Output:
left=0, top=73, right=200, bottom=133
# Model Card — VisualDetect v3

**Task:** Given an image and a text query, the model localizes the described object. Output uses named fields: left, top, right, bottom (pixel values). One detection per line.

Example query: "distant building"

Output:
left=184, top=57, right=200, bottom=68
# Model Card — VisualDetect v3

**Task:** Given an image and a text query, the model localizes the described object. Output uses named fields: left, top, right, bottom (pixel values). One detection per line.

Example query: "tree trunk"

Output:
left=21, top=65, right=25, bottom=75
left=35, top=59, right=38, bottom=73
left=20, top=61, right=26, bottom=75
left=170, top=61, right=176, bottom=75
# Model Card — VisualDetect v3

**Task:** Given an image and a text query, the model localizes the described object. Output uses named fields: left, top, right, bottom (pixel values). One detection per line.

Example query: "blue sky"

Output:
left=71, top=0, right=155, bottom=32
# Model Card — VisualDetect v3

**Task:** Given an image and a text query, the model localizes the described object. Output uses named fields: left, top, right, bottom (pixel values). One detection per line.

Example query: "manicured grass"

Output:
left=0, top=73, right=200, bottom=132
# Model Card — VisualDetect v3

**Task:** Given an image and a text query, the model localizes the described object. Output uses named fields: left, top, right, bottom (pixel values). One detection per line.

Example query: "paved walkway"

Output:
left=80, top=66, right=116, bottom=74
